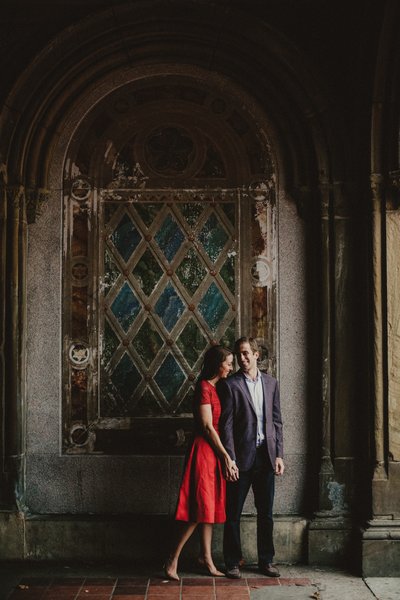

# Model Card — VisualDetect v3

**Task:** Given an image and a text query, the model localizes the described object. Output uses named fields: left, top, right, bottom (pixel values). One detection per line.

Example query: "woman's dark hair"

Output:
left=198, top=345, right=233, bottom=381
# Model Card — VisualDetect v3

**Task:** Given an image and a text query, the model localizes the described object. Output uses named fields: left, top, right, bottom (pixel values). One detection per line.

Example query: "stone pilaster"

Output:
left=0, top=166, right=7, bottom=506
left=3, top=184, right=26, bottom=508
left=361, top=173, right=400, bottom=576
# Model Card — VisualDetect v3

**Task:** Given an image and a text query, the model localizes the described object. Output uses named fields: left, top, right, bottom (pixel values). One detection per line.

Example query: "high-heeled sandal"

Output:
left=163, top=560, right=180, bottom=581
left=197, top=557, right=225, bottom=577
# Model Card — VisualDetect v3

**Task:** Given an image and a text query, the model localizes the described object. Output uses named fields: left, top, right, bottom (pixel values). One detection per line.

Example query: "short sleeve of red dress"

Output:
left=196, top=380, right=222, bottom=431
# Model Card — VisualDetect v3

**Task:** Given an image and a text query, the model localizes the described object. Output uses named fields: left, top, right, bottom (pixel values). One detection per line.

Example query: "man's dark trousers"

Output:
left=224, top=446, right=275, bottom=568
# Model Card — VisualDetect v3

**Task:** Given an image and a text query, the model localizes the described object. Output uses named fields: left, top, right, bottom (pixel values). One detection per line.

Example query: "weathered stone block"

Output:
left=362, top=539, right=400, bottom=576
left=0, top=511, right=24, bottom=559
left=308, top=517, right=355, bottom=567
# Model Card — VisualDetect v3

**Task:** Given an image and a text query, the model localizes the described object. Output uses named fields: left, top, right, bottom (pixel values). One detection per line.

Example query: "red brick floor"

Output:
left=7, top=576, right=312, bottom=600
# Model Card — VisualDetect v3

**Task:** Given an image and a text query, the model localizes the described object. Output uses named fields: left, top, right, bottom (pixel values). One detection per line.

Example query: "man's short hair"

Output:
left=234, top=336, right=259, bottom=355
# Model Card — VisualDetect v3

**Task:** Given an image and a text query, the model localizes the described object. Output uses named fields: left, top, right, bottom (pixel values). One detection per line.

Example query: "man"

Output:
left=218, top=337, right=284, bottom=579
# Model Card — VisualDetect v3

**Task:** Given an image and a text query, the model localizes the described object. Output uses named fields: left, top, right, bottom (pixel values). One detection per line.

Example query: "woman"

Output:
left=164, top=345, right=238, bottom=580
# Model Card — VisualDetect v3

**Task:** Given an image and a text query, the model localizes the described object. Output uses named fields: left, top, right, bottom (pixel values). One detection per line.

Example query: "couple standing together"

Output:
left=165, top=337, right=284, bottom=580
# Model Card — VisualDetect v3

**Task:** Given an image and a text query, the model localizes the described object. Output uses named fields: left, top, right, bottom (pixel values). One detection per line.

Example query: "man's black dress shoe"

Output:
left=226, top=565, right=241, bottom=579
left=259, top=563, right=280, bottom=577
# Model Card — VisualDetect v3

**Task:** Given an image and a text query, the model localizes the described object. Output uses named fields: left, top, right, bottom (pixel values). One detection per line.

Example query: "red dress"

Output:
left=175, top=380, right=226, bottom=523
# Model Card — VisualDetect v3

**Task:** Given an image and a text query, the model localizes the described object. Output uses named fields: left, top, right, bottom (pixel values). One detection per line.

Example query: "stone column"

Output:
left=3, top=185, right=26, bottom=508
left=308, top=180, right=356, bottom=566
left=318, top=179, right=335, bottom=509
left=362, top=172, right=400, bottom=576
left=0, top=168, right=7, bottom=506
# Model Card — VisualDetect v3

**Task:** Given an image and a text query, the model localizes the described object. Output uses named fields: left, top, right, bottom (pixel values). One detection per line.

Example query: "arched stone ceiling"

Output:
left=0, top=0, right=348, bottom=218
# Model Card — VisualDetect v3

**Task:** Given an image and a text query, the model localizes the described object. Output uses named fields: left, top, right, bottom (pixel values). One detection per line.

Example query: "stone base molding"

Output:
left=362, top=519, right=400, bottom=576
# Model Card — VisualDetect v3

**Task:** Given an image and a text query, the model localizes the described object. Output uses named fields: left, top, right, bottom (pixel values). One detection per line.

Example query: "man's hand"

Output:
left=275, top=457, right=284, bottom=475
left=224, top=458, right=239, bottom=482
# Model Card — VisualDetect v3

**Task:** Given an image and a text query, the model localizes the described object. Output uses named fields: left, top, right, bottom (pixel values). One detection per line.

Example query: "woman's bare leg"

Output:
left=165, top=521, right=198, bottom=580
left=199, top=523, right=224, bottom=576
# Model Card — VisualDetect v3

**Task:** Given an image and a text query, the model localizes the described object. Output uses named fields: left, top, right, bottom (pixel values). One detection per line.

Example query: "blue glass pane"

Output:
left=111, top=352, right=141, bottom=404
left=155, top=353, right=185, bottom=402
left=198, top=282, right=228, bottom=333
left=154, top=214, right=185, bottom=262
left=198, top=212, right=229, bottom=262
left=111, top=213, right=142, bottom=262
left=155, top=283, right=185, bottom=331
left=111, top=282, right=141, bottom=332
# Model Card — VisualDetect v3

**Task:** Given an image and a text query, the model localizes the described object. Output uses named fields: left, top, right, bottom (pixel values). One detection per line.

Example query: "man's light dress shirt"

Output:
left=244, top=369, right=265, bottom=448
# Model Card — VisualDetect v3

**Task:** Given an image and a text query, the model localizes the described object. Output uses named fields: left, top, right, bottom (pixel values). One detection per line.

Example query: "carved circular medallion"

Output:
left=248, top=180, right=273, bottom=202
left=71, top=178, right=91, bottom=201
left=71, top=257, right=89, bottom=286
left=69, top=423, right=95, bottom=448
left=69, top=342, right=90, bottom=368
left=251, top=256, right=272, bottom=288
left=144, top=127, right=195, bottom=176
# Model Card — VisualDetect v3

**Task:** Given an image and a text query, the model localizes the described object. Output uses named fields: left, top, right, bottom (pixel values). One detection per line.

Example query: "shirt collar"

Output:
left=243, top=368, right=260, bottom=383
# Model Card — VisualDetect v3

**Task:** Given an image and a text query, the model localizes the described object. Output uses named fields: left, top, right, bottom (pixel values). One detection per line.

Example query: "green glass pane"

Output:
left=198, top=212, right=229, bottom=262
left=111, top=213, right=142, bottom=262
left=177, top=319, right=208, bottom=367
left=155, top=353, right=185, bottom=402
left=198, top=282, right=228, bottom=333
left=176, top=247, right=207, bottom=296
left=220, top=254, right=235, bottom=294
left=179, top=203, right=204, bottom=227
left=176, top=390, right=194, bottom=415
left=132, top=389, right=164, bottom=416
left=135, top=203, right=162, bottom=228
left=221, top=203, right=235, bottom=225
left=132, top=318, right=163, bottom=367
left=101, top=390, right=120, bottom=417
left=109, top=352, right=142, bottom=415
left=104, top=203, right=118, bottom=224
left=111, top=282, right=141, bottom=332
left=104, top=249, right=120, bottom=296
left=220, top=319, right=236, bottom=350
left=102, top=319, right=119, bottom=366
left=132, top=249, right=163, bottom=296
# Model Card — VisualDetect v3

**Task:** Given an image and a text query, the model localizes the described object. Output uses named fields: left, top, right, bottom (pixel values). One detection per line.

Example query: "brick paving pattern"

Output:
left=7, top=576, right=312, bottom=600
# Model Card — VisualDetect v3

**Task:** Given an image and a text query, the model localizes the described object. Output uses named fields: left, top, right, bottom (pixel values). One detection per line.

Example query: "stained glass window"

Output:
left=99, top=192, right=237, bottom=420
left=63, top=111, right=277, bottom=455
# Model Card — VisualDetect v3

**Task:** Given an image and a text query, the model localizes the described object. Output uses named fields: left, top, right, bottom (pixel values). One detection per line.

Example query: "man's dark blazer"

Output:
left=218, top=370, right=283, bottom=471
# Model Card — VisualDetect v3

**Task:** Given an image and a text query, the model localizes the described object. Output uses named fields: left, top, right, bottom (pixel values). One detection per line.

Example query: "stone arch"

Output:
left=0, top=0, right=355, bottom=563
left=0, top=0, right=343, bottom=214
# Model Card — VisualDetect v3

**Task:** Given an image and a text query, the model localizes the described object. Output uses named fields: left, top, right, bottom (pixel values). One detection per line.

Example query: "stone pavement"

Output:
left=0, top=562, right=399, bottom=600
